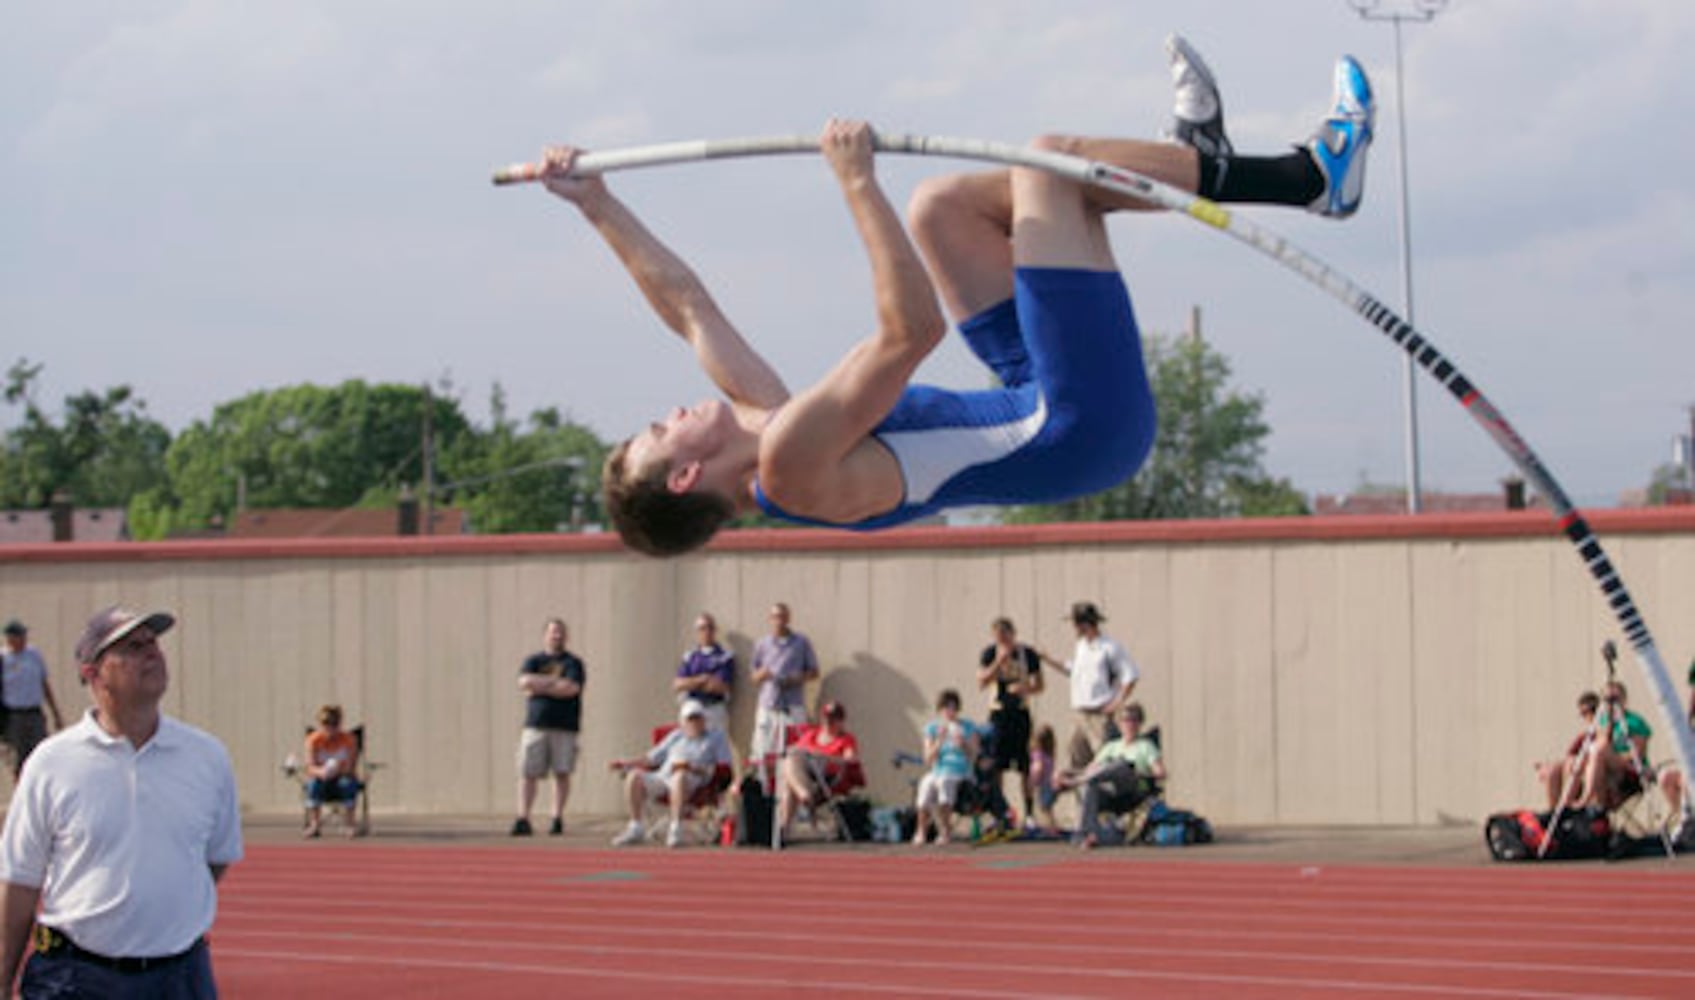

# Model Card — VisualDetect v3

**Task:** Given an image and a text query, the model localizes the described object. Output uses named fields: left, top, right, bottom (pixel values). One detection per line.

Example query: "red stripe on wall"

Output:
left=3, top=507, right=1693, bottom=564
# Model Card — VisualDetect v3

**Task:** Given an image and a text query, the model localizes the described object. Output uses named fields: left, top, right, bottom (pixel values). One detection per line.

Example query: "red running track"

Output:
left=212, top=843, right=1695, bottom=998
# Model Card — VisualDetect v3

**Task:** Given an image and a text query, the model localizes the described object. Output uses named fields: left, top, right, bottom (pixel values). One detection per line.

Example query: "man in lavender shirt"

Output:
left=672, top=612, right=734, bottom=733
left=750, top=603, right=818, bottom=758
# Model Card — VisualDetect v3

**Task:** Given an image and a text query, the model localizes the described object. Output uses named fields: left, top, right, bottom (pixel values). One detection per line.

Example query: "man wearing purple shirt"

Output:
left=750, top=603, right=819, bottom=757
left=673, top=613, right=734, bottom=733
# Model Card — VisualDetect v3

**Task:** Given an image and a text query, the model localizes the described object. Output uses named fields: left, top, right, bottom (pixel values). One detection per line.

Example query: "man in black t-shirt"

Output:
left=512, top=618, right=586, bottom=836
left=977, top=616, right=1043, bottom=825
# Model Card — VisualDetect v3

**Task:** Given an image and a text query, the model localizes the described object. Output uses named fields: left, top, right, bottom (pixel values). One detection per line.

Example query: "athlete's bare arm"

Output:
left=760, top=121, right=946, bottom=517
left=542, top=147, right=790, bottom=410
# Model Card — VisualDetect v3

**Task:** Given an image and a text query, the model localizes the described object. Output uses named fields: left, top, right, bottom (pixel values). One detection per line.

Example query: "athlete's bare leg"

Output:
left=908, top=138, right=1197, bottom=321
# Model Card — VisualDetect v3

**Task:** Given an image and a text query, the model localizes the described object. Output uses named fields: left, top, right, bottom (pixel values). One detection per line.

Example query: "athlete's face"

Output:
left=624, top=399, right=734, bottom=488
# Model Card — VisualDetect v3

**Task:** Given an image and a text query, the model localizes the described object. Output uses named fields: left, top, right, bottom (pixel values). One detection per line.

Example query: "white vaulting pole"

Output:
left=493, top=133, right=1695, bottom=792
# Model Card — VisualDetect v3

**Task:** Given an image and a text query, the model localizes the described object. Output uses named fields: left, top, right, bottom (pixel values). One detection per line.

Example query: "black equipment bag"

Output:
left=734, top=775, right=774, bottom=848
left=1485, top=808, right=1610, bottom=861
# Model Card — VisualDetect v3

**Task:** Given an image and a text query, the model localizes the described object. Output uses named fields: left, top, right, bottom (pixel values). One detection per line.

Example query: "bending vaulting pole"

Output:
left=494, top=133, right=1695, bottom=789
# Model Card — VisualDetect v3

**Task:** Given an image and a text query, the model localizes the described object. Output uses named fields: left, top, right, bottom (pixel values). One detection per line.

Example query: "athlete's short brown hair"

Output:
left=602, top=440, right=734, bottom=557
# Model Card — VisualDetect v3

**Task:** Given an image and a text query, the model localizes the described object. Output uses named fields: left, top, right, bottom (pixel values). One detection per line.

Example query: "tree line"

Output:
left=1, top=332, right=1309, bottom=540
left=2, top=362, right=606, bottom=539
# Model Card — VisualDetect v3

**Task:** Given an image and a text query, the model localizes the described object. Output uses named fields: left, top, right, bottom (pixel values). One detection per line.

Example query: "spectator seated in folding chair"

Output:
left=776, top=700, right=866, bottom=841
left=607, top=700, right=734, bottom=848
left=902, top=689, right=988, bottom=846
left=1534, top=691, right=1603, bottom=811
left=892, top=706, right=1014, bottom=844
left=1059, top=701, right=1165, bottom=849
left=1576, top=680, right=1690, bottom=848
left=282, top=704, right=373, bottom=839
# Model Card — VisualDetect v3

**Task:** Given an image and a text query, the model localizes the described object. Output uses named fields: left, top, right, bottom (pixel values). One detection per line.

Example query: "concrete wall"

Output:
left=2, top=509, right=1692, bottom=827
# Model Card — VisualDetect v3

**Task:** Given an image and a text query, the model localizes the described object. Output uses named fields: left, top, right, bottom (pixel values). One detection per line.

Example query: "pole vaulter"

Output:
left=493, top=48, right=1695, bottom=799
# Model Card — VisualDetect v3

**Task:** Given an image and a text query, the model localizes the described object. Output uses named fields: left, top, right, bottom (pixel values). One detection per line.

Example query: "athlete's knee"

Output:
left=907, top=173, right=979, bottom=244
left=1055, top=391, right=1156, bottom=492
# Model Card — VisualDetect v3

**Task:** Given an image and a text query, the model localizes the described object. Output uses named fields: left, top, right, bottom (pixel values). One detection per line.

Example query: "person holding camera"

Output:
left=1571, top=681, right=1651, bottom=813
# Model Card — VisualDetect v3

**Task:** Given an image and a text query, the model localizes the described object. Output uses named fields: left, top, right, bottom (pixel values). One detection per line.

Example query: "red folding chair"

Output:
left=646, top=723, right=734, bottom=844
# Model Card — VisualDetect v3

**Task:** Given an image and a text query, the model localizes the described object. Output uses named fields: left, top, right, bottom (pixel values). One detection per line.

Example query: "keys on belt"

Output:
left=32, top=925, right=201, bottom=974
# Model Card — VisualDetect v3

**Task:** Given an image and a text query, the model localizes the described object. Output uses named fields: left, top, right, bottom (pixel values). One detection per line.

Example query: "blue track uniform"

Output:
left=754, top=267, right=1156, bottom=530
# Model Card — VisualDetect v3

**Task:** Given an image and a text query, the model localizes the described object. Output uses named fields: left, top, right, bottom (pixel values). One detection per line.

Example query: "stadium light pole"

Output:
left=1347, top=0, right=1446, bottom=514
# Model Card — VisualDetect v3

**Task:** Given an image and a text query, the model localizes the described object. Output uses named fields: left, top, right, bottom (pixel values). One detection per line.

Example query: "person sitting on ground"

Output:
left=1061, top=702, right=1166, bottom=849
left=608, top=700, right=734, bottom=848
left=1535, top=691, right=1600, bottom=810
left=303, top=704, right=362, bottom=839
left=912, top=689, right=982, bottom=846
left=776, top=700, right=860, bottom=838
left=538, top=36, right=1374, bottom=555
left=1573, top=681, right=1651, bottom=813
left=1026, top=724, right=1061, bottom=837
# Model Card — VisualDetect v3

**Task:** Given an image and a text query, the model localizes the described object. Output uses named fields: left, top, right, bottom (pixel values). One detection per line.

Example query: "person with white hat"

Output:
left=607, top=700, right=734, bottom=848
left=0, top=606, right=241, bottom=997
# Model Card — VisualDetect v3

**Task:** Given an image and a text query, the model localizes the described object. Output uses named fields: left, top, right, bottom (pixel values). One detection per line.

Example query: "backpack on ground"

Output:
left=1485, top=807, right=1610, bottom=861
left=832, top=797, right=874, bottom=842
left=734, top=775, right=774, bottom=848
left=1137, top=800, right=1213, bottom=847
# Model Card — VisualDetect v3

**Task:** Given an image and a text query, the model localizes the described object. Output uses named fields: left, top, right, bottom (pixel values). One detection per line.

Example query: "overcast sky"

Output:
left=4, top=1, right=1691, bottom=508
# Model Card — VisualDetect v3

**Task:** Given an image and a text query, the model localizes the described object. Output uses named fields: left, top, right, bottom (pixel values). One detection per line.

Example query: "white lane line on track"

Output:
left=215, top=928, right=1681, bottom=996
left=214, top=935, right=1631, bottom=1000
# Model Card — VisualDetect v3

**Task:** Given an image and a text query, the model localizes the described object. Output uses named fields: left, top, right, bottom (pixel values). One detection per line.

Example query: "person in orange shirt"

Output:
left=303, top=705, right=361, bottom=838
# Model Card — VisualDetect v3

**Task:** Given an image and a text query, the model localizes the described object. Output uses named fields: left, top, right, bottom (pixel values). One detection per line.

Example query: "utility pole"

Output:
left=1347, top=0, right=1447, bottom=513
left=421, top=382, right=434, bottom=536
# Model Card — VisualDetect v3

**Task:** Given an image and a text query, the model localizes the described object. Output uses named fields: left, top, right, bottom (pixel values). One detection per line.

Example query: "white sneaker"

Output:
left=1162, top=33, right=1232, bottom=159
left=610, top=821, right=644, bottom=847
left=664, top=822, right=684, bottom=848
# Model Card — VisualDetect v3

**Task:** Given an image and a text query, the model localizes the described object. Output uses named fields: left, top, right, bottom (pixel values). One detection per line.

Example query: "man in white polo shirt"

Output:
left=0, top=606, right=243, bottom=998
left=1040, top=601, right=1140, bottom=770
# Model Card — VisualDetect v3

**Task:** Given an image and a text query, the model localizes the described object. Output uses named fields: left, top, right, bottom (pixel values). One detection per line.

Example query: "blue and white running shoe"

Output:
left=1306, top=55, right=1374, bottom=218
left=1161, top=33, right=1232, bottom=160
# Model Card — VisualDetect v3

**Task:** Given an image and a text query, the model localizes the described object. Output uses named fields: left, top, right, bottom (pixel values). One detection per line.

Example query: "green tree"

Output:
left=1009, top=333, right=1306, bottom=522
left=163, top=380, right=474, bottom=528
left=1, top=359, right=172, bottom=509
left=1645, top=463, right=1690, bottom=504
left=441, top=387, right=607, bottom=534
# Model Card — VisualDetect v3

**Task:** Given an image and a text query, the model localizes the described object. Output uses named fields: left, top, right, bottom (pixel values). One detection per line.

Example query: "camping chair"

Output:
left=785, top=724, right=869, bottom=842
left=281, top=724, right=380, bottom=837
left=890, top=745, right=1003, bottom=842
left=1605, top=757, right=1684, bottom=855
left=645, top=723, right=734, bottom=844
left=1086, top=725, right=1166, bottom=842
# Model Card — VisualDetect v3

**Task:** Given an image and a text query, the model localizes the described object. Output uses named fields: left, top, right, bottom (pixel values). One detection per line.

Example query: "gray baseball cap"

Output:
left=74, top=606, right=175, bottom=664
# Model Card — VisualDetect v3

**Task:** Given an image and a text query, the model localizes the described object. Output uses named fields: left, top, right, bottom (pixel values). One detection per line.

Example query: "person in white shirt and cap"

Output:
left=607, top=700, right=734, bottom=848
left=1039, top=601, right=1140, bottom=770
left=0, top=606, right=242, bottom=998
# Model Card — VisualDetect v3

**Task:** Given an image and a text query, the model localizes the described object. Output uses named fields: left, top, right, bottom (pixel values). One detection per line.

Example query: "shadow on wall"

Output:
left=818, top=651, right=926, bottom=805
left=722, top=630, right=756, bottom=758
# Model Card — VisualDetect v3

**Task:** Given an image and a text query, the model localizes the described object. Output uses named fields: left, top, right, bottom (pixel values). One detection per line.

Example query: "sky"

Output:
left=3, top=0, right=1692, bottom=509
